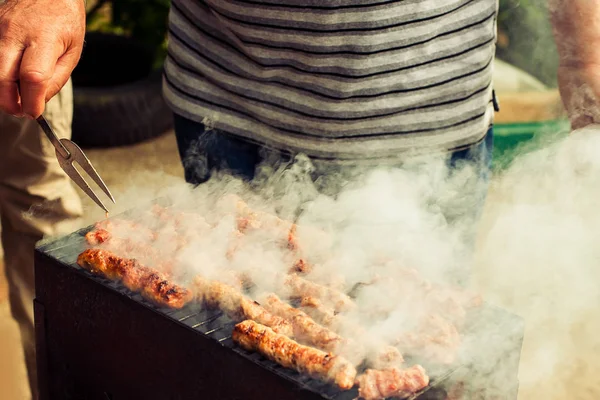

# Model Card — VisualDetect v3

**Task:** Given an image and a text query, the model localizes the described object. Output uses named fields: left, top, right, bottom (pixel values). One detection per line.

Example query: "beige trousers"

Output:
left=0, top=79, right=83, bottom=400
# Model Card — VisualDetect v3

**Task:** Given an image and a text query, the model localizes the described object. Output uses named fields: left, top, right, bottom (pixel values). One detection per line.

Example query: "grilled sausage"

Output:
left=77, top=249, right=192, bottom=309
left=194, top=277, right=294, bottom=337
left=356, top=365, right=429, bottom=400
left=232, top=320, right=357, bottom=390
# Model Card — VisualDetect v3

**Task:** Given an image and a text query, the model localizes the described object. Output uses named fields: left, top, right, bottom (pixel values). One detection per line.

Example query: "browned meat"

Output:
left=86, top=235, right=175, bottom=274
left=232, top=197, right=292, bottom=232
left=299, top=296, right=338, bottom=328
left=150, top=204, right=212, bottom=234
left=77, top=249, right=193, bottom=309
left=225, top=195, right=330, bottom=258
left=77, top=247, right=130, bottom=280
left=260, top=294, right=343, bottom=352
left=284, top=274, right=354, bottom=313
left=287, top=223, right=300, bottom=251
left=370, top=346, right=404, bottom=370
left=395, top=314, right=461, bottom=365
left=140, top=271, right=192, bottom=308
left=261, top=294, right=403, bottom=369
left=290, top=257, right=311, bottom=274
left=85, top=227, right=111, bottom=245
left=356, top=365, right=429, bottom=400
left=232, top=320, right=357, bottom=390
left=194, top=277, right=294, bottom=337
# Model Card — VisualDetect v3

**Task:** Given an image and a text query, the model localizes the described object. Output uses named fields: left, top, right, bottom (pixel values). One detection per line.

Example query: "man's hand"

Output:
left=0, top=0, right=85, bottom=118
left=550, top=0, right=600, bottom=130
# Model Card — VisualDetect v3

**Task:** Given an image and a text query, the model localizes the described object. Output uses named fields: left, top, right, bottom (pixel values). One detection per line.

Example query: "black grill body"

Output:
left=34, top=226, right=524, bottom=400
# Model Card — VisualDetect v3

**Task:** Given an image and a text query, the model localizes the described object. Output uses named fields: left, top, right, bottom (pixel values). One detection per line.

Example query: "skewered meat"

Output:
left=194, top=277, right=294, bottom=337
left=290, top=257, right=311, bottom=274
left=224, top=195, right=331, bottom=257
left=229, top=196, right=292, bottom=232
left=287, top=223, right=300, bottom=251
left=86, top=230, right=177, bottom=274
left=395, top=314, right=461, bottom=365
left=77, top=249, right=193, bottom=309
left=284, top=274, right=354, bottom=313
left=260, top=294, right=343, bottom=352
left=299, top=296, right=338, bottom=328
left=356, top=365, right=430, bottom=400
left=85, top=227, right=111, bottom=244
left=150, top=205, right=212, bottom=234
left=232, top=320, right=357, bottom=390
left=261, top=294, right=403, bottom=369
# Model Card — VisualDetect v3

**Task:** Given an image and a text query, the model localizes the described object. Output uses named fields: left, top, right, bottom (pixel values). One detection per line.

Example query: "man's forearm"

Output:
left=549, top=0, right=600, bottom=67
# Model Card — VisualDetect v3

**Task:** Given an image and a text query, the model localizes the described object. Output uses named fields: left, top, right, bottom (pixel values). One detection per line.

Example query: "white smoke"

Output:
left=475, top=125, right=600, bottom=399
left=69, top=123, right=600, bottom=400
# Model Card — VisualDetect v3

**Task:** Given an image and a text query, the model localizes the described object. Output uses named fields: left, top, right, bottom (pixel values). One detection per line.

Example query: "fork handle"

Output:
left=15, top=80, right=71, bottom=159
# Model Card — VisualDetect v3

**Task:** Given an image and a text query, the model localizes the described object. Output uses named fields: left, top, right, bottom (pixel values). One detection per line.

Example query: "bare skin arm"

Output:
left=0, top=0, right=86, bottom=118
left=550, top=0, right=600, bottom=129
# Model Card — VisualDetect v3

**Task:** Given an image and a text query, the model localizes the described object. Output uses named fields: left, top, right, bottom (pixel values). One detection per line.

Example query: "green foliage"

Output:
left=87, top=0, right=171, bottom=68
left=497, top=0, right=559, bottom=87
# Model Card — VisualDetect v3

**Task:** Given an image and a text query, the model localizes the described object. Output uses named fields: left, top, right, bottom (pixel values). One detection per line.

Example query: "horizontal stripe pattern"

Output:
left=164, top=0, right=497, bottom=161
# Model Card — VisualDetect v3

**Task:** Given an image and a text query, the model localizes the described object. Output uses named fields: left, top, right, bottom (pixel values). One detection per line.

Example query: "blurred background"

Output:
left=0, top=1, right=583, bottom=399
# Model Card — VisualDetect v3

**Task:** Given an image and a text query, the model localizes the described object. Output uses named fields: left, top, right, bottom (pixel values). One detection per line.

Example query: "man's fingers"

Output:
left=0, top=46, right=24, bottom=115
left=19, top=43, right=61, bottom=118
left=45, top=48, right=80, bottom=102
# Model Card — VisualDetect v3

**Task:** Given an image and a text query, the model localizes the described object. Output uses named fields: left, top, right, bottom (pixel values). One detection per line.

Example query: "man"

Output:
left=164, top=0, right=498, bottom=189
left=163, top=0, right=599, bottom=188
left=0, top=0, right=86, bottom=398
left=0, top=0, right=594, bottom=396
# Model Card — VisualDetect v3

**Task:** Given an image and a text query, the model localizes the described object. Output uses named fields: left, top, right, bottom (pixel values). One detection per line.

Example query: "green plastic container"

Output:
left=493, top=119, right=570, bottom=170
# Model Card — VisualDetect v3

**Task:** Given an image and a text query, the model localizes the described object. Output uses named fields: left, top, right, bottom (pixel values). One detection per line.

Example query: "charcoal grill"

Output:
left=34, top=225, right=524, bottom=400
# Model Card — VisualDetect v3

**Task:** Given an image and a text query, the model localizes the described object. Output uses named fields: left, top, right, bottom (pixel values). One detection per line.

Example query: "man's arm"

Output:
left=549, top=0, right=600, bottom=129
left=0, top=0, right=86, bottom=118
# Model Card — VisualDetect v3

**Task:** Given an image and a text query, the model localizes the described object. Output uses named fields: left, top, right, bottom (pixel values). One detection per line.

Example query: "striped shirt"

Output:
left=163, top=0, right=497, bottom=163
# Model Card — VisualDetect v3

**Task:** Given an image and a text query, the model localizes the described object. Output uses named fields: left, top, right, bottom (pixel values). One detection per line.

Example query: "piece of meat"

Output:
left=356, top=365, right=429, bottom=400
left=77, top=249, right=193, bottom=309
left=284, top=274, right=355, bottom=313
left=88, top=236, right=175, bottom=274
left=224, top=195, right=326, bottom=254
left=297, top=297, right=403, bottom=369
left=369, top=346, right=404, bottom=370
left=260, top=294, right=343, bottom=352
left=287, top=223, right=300, bottom=251
left=150, top=205, right=212, bottom=234
left=299, top=296, right=338, bottom=328
left=77, top=247, right=131, bottom=280
left=261, top=295, right=403, bottom=369
left=85, top=227, right=111, bottom=245
left=85, top=215, right=190, bottom=275
left=194, top=277, right=294, bottom=337
left=395, top=314, right=461, bottom=365
left=232, top=320, right=357, bottom=390
left=290, top=257, right=312, bottom=274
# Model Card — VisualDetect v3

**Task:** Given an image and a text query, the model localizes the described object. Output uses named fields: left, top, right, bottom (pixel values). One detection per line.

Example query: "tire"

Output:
left=71, top=32, right=173, bottom=148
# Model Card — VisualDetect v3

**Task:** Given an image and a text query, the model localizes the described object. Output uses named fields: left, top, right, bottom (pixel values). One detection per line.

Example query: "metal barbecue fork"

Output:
left=36, top=115, right=116, bottom=213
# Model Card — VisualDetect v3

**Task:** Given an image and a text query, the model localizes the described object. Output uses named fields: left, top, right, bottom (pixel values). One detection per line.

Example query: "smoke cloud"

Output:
left=63, top=122, right=600, bottom=400
left=476, top=124, right=600, bottom=399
